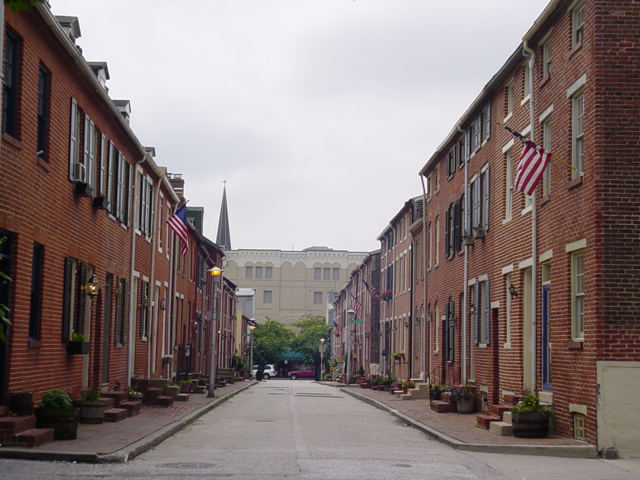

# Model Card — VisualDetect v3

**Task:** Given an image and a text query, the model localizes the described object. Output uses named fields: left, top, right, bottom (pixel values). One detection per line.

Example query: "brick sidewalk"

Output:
left=1, top=380, right=253, bottom=460
left=338, top=384, right=597, bottom=456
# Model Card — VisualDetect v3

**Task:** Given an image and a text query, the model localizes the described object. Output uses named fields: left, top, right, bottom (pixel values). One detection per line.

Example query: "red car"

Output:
left=288, top=366, right=316, bottom=380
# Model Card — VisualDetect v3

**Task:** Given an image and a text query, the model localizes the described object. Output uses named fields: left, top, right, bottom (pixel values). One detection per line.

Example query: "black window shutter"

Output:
left=62, top=257, right=73, bottom=342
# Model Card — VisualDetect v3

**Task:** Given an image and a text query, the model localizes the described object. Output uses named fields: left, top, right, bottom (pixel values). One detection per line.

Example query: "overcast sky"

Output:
left=51, top=0, right=550, bottom=253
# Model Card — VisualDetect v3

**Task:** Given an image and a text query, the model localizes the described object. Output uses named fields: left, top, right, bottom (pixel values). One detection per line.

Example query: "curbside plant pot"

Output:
left=512, top=411, right=550, bottom=438
left=34, top=407, right=80, bottom=440
left=456, top=397, right=475, bottom=414
left=73, top=400, right=106, bottom=424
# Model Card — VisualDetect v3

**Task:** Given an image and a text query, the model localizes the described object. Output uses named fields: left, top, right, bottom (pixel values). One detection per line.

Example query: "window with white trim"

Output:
left=83, top=115, right=97, bottom=193
left=523, top=63, right=531, bottom=100
left=505, top=150, right=513, bottom=220
left=572, top=2, right=584, bottom=48
left=543, top=38, right=552, bottom=77
left=572, top=92, right=584, bottom=177
left=506, top=81, right=514, bottom=118
left=571, top=250, right=585, bottom=340
left=542, top=116, right=552, bottom=196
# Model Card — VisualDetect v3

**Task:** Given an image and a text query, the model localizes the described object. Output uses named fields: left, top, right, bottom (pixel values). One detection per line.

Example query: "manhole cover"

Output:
left=157, top=462, right=221, bottom=469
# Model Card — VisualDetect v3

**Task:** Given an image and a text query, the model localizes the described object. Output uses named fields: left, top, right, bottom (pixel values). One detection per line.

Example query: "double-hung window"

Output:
left=572, top=3, right=584, bottom=48
left=543, top=39, right=552, bottom=78
left=3, top=31, right=19, bottom=138
left=571, top=250, right=585, bottom=340
left=467, top=166, right=490, bottom=232
left=572, top=92, right=584, bottom=177
left=472, top=277, right=490, bottom=345
left=37, top=65, right=50, bottom=161
left=83, top=115, right=97, bottom=193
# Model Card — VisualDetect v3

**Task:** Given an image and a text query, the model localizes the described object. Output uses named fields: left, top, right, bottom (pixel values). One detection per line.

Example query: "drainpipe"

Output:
left=458, top=125, right=469, bottom=384
left=419, top=175, right=429, bottom=382
left=523, top=40, right=537, bottom=391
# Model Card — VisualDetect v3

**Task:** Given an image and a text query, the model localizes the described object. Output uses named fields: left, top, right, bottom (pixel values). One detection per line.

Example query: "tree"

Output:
left=4, top=0, right=45, bottom=12
left=290, top=315, right=330, bottom=376
left=252, top=319, right=293, bottom=378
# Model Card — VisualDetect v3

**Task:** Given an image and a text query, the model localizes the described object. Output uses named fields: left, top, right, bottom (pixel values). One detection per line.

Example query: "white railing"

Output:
left=332, top=363, right=344, bottom=381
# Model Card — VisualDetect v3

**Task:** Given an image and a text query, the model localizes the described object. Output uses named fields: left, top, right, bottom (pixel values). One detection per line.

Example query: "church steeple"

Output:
left=216, top=181, right=231, bottom=250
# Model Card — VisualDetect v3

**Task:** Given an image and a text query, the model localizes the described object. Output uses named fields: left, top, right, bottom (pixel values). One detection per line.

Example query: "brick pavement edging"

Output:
left=337, top=386, right=598, bottom=459
left=0, top=381, right=258, bottom=464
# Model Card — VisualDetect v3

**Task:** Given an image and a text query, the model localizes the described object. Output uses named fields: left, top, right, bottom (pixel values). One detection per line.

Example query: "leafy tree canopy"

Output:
left=4, top=0, right=45, bottom=12
left=253, top=318, right=293, bottom=367
left=290, top=315, right=330, bottom=368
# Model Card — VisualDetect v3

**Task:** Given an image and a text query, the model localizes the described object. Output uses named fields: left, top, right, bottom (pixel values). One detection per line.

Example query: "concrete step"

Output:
left=176, top=393, right=190, bottom=402
left=502, top=411, right=513, bottom=423
left=490, top=421, right=513, bottom=436
left=14, top=428, right=54, bottom=447
left=104, top=408, right=127, bottom=423
left=476, top=414, right=501, bottom=429
left=196, top=385, right=207, bottom=394
left=120, top=401, right=141, bottom=417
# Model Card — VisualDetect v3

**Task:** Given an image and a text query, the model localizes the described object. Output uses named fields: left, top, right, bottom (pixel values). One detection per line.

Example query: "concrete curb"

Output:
left=0, top=382, right=257, bottom=464
left=340, top=388, right=597, bottom=459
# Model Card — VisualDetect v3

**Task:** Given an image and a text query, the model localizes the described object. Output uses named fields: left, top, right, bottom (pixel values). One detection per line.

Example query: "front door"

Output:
left=0, top=234, right=13, bottom=404
left=542, top=284, right=552, bottom=390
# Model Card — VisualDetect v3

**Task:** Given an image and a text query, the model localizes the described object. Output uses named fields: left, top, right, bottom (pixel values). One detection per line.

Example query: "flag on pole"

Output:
left=363, top=281, right=380, bottom=301
left=514, top=141, right=552, bottom=196
left=167, top=204, right=189, bottom=255
left=351, top=295, right=362, bottom=316
left=333, top=320, right=342, bottom=332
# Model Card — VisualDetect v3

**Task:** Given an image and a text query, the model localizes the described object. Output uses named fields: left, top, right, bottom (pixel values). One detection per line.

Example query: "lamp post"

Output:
left=319, top=338, right=326, bottom=380
left=345, top=309, right=355, bottom=384
left=249, top=324, right=255, bottom=379
left=207, top=266, right=223, bottom=397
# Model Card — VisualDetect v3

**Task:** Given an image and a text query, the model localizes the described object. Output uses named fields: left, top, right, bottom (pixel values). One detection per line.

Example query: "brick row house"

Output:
left=0, top=4, right=234, bottom=409
left=333, top=0, right=640, bottom=456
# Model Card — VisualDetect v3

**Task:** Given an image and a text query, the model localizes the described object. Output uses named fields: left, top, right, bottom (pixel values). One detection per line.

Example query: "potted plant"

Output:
left=161, top=354, right=173, bottom=366
left=379, top=375, right=395, bottom=392
left=452, top=385, right=475, bottom=413
left=462, top=234, right=475, bottom=246
left=370, top=377, right=380, bottom=390
left=430, top=383, right=449, bottom=401
left=128, top=381, right=144, bottom=401
left=73, top=389, right=106, bottom=424
left=401, top=380, right=415, bottom=394
left=511, top=393, right=554, bottom=438
left=179, top=380, right=192, bottom=393
left=34, top=389, right=80, bottom=440
left=66, top=332, right=90, bottom=355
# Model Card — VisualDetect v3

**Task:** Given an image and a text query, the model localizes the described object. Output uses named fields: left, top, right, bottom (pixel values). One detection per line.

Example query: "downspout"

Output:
left=420, top=175, right=429, bottom=381
left=408, top=237, right=414, bottom=378
left=129, top=155, right=147, bottom=382
left=458, top=125, right=469, bottom=384
left=523, top=40, right=537, bottom=391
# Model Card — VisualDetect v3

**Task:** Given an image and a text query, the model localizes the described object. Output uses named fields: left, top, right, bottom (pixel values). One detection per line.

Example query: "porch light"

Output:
left=86, top=275, right=99, bottom=297
left=509, top=284, right=519, bottom=297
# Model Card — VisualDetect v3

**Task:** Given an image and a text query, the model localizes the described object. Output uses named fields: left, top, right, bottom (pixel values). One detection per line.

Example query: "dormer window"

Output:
left=55, top=16, right=81, bottom=45
left=113, top=99, right=131, bottom=124
left=88, top=62, right=110, bottom=90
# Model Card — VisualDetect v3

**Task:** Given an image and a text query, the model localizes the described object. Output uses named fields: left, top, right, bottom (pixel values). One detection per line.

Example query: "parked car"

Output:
left=252, top=364, right=277, bottom=379
left=288, top=366, right=316, bottom=380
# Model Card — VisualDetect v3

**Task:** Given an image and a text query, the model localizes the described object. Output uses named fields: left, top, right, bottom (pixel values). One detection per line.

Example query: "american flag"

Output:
left=363, top=281, right=380, bottom=301
left=514, top=141, right=552, bottom=196
left=167, top=204, right=189, bottom=256
left=351, top=295, right=362, bottom=316
left=333, top=320, right=342, bottom=332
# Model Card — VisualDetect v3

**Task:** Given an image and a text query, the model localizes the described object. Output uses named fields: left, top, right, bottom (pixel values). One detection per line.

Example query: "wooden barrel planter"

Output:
left=512, top=411, right=550, bottom=438
left=73, top=400, right=106, bottom=424
left=34, top=407, right=80, bottom=440
left=455, top=397, right=475, bottom=414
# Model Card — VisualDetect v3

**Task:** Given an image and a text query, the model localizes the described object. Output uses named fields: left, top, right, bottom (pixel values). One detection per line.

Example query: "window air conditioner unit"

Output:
left=71, top=162, right=87, bottom=183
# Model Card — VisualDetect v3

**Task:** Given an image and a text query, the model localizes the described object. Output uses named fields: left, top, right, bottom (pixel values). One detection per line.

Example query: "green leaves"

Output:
left=253, top=319, right=294, bottom=366
left=4, top=0, right=45, bottom=12
left=290, top=315, right=329, bottom=368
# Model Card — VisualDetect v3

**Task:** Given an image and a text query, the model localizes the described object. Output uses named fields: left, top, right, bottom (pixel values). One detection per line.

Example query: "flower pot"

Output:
left=462, top=236, right=475, bottom=246
left=473, top=228, right=485, bottom=239
left=10, top=392, right=34, bottom=416
left=34, top=407, right=80, bottom=440
left=73, top=400, right=106, bottom=424
left=128, top=393, right=144, bottom=402
left=512, top=411, right=550, bottom=438
left=382, top=384, right=391, bottom=392
left=456, top=397, right=475, bottom=414
left=180, top=383, right=192, bottom=393
left=66, top=341, right=90, bottom=355
left=430, top=390, right=442, bottom=401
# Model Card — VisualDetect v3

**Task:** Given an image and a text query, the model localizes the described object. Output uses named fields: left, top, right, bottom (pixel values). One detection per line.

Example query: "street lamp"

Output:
left=207, top=266, right=223, bottom=397
left=249, top=324, right=255, bottom=380
left=319, top=338, right=326, bottom=380
left=345, top=309, right=355, bottom=384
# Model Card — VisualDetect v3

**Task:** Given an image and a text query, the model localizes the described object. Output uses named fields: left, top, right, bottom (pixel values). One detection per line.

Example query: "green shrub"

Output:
left=40, top=389, right=73, bottom=409
left=82, top=389, right=101, bottom=401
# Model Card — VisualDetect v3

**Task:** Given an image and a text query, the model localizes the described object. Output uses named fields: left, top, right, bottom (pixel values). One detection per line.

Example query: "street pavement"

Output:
left=0, top=378, right=638, bottom=478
